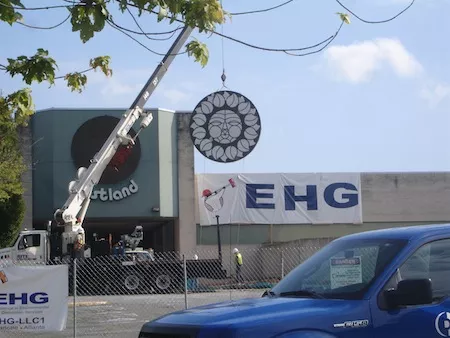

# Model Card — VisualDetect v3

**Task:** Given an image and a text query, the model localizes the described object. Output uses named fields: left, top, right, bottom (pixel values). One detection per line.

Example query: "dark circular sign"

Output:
left=71, top=115, right=141, bottom=185
left=190, top=90, right=261, bottom=163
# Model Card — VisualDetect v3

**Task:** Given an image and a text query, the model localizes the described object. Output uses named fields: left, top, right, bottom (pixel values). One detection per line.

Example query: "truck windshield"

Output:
left=270, top=237, right=408, bottom=300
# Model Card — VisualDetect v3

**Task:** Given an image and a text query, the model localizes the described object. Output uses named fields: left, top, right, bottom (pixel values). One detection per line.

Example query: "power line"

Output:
left=211, top=26, right=338, bottom=53
left=126, top=8, right=176, bottom=41
left=1, top=0, right=296, bottom=15
left=335, top=0, right=416, bottom=24
left=0, top=0, right=417, bottom=24
left=1, top=1, right=188, bottom=37
left=229, top=0, right=295, bottom=16
left=105, top=19, right=188, bottom=57
left=54, top=67, right=95, bottom=80
left=123, top=3, right=343, bottom=54
left=124, top=7, right=181, bottom=40
left=0, top=1, right=76, bottom=10
left=107, top=17, right=183, bottom=39
left=15, top=14, right=70, bottom=29
left=1, top=0, right=417, bottom=60
left=108, top=14, right=339, bottom=54
left=284, top=21, right=344, bottom=57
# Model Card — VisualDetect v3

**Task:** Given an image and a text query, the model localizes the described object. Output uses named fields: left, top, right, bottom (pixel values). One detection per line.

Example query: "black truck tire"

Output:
left=121, top=273, right=154, bottom=295
left=154, top=272, right=172, bottom=292
left=153, top=272, right=184, bottom=294
left=124, top=274, right=141, bottom=292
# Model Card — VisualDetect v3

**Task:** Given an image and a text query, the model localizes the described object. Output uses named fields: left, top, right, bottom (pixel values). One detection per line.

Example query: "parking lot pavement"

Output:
left=3, top=290, right=263, bottom=338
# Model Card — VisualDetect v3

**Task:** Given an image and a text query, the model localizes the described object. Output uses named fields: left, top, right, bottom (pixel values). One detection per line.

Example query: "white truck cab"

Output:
left=0, top=229, right=50, bottom=263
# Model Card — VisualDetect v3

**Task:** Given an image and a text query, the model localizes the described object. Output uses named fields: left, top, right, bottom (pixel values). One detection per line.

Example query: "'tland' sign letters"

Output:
left=197, top=173, right=363, bottom=225
left=91, top=179, right=139, bottom=202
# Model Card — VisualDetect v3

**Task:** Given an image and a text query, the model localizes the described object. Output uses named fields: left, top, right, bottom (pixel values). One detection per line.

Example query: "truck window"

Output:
left=383, top=238, right=450, bottom=300
left=270, top=238, right=408, bottom=300
left=18, top=234, right=41, bottom=250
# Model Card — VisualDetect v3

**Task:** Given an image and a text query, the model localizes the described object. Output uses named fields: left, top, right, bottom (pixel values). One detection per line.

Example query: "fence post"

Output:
left=281, top=249, right=285, bottom=279
left=73, top=258, right=77, bottom=338
left=183, top=254, right=188, bottom=309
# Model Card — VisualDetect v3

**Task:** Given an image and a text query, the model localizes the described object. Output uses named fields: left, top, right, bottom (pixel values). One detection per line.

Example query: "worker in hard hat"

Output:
left=73, top=229, right=85, bottom=259
left=233, top=248, right=243, bottom=285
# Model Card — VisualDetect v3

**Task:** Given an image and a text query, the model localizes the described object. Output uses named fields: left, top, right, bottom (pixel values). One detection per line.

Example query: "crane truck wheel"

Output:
left=124, top=274, right=140, bottom=292
left=154, top=274, right=172, bottom=293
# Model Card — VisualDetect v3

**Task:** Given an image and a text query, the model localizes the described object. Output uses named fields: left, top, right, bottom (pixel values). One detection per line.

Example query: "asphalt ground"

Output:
left=3, top=290, right=263, bottom=338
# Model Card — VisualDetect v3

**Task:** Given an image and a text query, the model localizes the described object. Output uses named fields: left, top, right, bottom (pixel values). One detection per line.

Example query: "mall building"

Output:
left=18, top=108, right=450, bottom=256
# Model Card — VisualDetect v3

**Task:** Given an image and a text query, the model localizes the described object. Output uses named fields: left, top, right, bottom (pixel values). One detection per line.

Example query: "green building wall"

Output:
left=31, top=108, right=178, bottom=223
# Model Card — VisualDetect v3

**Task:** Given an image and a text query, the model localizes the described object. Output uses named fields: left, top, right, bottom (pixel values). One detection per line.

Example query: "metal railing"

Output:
left=2, top=243, right=329, bottom=338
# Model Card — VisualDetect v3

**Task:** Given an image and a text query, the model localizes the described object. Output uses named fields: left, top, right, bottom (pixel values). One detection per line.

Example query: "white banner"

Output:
left=196, top=173, right=362, bottom=225
left=0, top=264, right=68, bottom=333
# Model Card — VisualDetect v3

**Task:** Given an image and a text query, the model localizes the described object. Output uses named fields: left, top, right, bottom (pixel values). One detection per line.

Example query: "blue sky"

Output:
left=1, top=0, right=449, bottom=174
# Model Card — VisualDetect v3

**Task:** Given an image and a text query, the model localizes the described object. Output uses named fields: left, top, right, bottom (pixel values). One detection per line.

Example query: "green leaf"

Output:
left=5, top=49, right=57, bottom=86
left=127, top=0, right=159, bottom=16
left=0, top=88, right=33, bottom=202
left=186, top=39, right=209, bottom=67
left=61, top=56, right=112, bottom=92
left=89, top=56, right=113, bottom=76
left=69, top=1, right=109, bottom=43
left=337, top=12, right=351, bottom=24
left=65, top=73, right=88, bottom=93
left=0, top=195, right=26, bottom=247
left=0, top=0, right=24, bottom=25
left=157, top=5, right=168, bottom=22
left=6, top=88, right=34, bottom=126
left=126, top=0, right=225, bottom=31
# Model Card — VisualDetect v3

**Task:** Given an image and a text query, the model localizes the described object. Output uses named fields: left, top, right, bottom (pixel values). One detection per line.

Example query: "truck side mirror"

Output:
left=384, top=278, right=433, bottom=309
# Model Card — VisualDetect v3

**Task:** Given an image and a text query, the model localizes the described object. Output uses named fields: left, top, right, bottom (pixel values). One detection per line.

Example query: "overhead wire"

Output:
left=54, top=67, right=96, bottom=80
left=124, top=2, right=342, bottom=54
left=334, top=0, right=416, bottom=24
left=284, top=21, right=344, bottom=57
left=122, top=0, right=416, bottom=56
left=107, top=15, right=183, bottom=38
left=220, top=0, right=227, bottom=88
left=125, top=7, right=181, bottom=41
left=15, top=14, right=70, bottom=29
left=0, top=0, right=418, bottom=59
left=0, top=0, right=296, bottom=15
left=229, top=0, right=295, bottom=16
left=0, top=2, right=77, bottom=10
left=105, top=19, right=188, bottom=57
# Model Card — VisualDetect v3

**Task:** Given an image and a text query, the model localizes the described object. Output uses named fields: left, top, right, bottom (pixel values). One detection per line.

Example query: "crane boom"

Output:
left=53, top=25, right=194, bottom=256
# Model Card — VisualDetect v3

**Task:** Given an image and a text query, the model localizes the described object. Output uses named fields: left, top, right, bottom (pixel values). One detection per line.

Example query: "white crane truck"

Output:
left=0, top=25, right=226, bottom=295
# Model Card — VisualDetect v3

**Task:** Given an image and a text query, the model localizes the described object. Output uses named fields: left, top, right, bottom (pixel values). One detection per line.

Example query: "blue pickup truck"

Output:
left=139, top=223, right=450, bottom=337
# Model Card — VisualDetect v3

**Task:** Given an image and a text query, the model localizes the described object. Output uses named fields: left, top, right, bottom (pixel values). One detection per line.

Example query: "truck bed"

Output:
left=60, top=255, right=227, bottom=296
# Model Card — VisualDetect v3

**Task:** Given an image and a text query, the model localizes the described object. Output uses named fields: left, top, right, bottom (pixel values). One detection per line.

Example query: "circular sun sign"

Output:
left=190, top=90, right=261, bottom=163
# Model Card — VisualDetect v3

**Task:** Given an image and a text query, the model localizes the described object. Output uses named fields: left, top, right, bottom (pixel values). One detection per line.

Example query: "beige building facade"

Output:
left=21, top=109, right=450, bottom=257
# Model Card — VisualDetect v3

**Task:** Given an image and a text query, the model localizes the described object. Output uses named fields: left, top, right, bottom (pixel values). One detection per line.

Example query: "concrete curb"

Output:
left=69, top=301, right=109, bottom=307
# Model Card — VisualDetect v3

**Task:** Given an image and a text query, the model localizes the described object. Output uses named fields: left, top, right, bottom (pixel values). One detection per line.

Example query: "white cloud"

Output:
left=420, top=82, right=450, bottom=108
left=100, top=78, right=143, bottom=96
left=323, top=38, right=423, bottom=83
left=80, top=68, right=202, bottom=106
left=162, top=88, right=190, bottom=104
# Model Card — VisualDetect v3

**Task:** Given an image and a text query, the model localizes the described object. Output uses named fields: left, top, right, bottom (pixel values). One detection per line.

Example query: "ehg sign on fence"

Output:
left=0, top=264, right=68, bottom=332
left=197, top=173, right=363, bottom=225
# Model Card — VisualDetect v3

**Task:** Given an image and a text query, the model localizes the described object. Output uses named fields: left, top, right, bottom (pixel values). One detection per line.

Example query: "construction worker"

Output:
left=73, top=229, right=85, bottom=259
left=233, top=248, right=243, bottom=284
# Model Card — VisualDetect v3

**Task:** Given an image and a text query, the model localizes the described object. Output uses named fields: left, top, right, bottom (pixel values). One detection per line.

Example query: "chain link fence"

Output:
left=2, top=242, right=330, bottom=338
